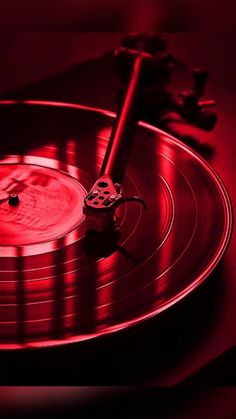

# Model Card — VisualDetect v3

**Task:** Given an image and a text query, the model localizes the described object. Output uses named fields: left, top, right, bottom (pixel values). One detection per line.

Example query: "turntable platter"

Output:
left=0, top=100, right=232, bottom=349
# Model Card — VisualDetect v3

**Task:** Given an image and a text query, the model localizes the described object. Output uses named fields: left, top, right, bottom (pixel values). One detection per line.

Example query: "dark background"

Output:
left=0, top=0, right=236, bottom=31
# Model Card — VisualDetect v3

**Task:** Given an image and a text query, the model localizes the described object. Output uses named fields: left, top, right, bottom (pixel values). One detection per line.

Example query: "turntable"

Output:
left=0, top=34, right=234, bottom=390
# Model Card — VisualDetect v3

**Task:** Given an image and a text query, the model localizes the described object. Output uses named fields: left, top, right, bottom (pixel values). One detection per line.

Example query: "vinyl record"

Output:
left=0, top=100, right=232, bottom=349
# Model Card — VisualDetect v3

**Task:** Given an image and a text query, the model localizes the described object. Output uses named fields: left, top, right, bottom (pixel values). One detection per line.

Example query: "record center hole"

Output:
left=97, top=181, right=108, bottom=188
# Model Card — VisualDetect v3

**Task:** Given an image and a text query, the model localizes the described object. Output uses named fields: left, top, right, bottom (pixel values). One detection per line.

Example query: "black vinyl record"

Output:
left=0, top=100, right=232, bottom=349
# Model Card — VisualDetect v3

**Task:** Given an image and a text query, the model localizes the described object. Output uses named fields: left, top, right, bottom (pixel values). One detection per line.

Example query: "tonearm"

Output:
left=83, top=33, right=217, bottom=233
